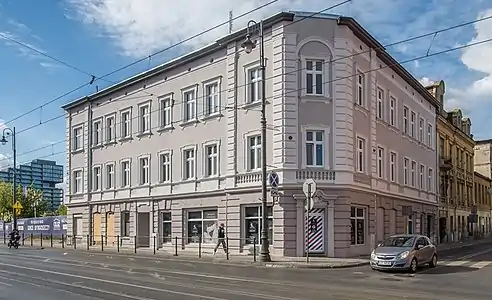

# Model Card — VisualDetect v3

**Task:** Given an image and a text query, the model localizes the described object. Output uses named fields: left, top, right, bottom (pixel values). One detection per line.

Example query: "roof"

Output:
left=474, top=171, right=492, bottom=182
left=475, top=139, right=492, bottom=145
left=62, top=11, right=440, bottom=111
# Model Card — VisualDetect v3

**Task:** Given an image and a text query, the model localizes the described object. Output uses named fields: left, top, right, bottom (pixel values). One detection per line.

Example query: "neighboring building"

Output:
left=62, top=11, right=439, bottom=258
left=0, top=159, right=64, bottom=211
left=474, top=139, right=492, bottom=179
left=473, top=171, right=491, bottom=236
left=426, top=80, right=475, bottom=243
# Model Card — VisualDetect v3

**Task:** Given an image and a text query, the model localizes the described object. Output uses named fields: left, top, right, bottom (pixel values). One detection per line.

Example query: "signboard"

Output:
left=11, top=216, right=67, bottom=236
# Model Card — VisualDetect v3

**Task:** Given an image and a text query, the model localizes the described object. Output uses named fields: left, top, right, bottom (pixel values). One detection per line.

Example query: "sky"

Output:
left=1, top=0, right=492, bottom=192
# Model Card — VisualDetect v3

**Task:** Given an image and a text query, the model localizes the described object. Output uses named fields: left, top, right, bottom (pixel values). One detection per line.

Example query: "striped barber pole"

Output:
left=305, top=208, right=325, bottom=253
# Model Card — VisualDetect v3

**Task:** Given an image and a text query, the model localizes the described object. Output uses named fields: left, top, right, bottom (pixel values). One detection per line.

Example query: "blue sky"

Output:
left=0, top=0, right=491, bottom=181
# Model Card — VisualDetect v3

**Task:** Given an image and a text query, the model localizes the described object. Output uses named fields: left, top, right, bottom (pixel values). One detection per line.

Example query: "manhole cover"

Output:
left=381, top=277, right=403, bottom=282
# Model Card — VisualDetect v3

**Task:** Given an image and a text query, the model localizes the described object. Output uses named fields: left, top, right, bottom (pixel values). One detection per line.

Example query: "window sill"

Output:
left=136, top=132, right=152, bottom=139
left=104, top=188, right=116, bottom=192
left=157, top=125, right=174, bottom=133
left=119, top=136, right=133, bottom=143
left=181, top=178, right=197, bottom=183
left=104, top=140, right=117, bottom=146
left=91, top=144, right=104, bottom=150
left=354, top=103, right=369, bottom=115
left=71, top=149, right=84, bottom=155
left=242, top=100, right=262, bottom=111
left=154, top=181, right=172, bottom=187
left=180, top=119, right=199, bottom=128
left=201, top=112, right=223, bottom=122
left=300, top=95, right=331, bottom=104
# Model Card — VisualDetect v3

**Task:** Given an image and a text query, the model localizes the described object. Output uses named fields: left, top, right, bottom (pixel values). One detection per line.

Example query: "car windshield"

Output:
left=379, top=236, right=415, bottom=247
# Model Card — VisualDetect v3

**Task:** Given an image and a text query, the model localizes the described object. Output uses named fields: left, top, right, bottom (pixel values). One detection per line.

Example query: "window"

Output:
left=162, top=212, right=172, bottom=243
left=406, top=215, right=413, bottom=234
left=420, top=164, right=425, bottom=190
left=377, top=147, right=384, bottom=178
left=187, top=209, right=218, bottom=244
left=92, top=120, right=101, bottom=146
left=306, top=130, right=324, bottom=167
left=205, top=144, right=218, bottom=177
left=356, top=137, right=365, bottom=173
left=244, top=206, right=273, bottom=245
left=73, top=170, right=82, bottom=194
left=411, top=161, right=416, bottom=187
left=247, top=68, right=262, bottom=103
left=410, top=111, right=416, bottom=137
left=121, top=211, right=130, bottom=237
left=403, top=158, right=409, bottom=185
left=92, top=166, right=101, bottom=191
left=377, top=88, right=384, bottom=119
left=350, top=207, right=365, bottom=245
left=248, top=135, right=262, bottom=170
left=427, top=168, right=433, bottom=192
left=419, top=117, right=424, bottom=142
left=159, top=98, right=172, bottom=128
left=183, top=89, right=196, bottom=121
left=121, top=160, right=130, bottom=187
left=356, top=72, right=364, bottom=106
left=389, top=96, right=396, bottom=126
left=205, top=83, right=219, bottom=115
left=105, top=116, right=115, bottom=143
left=121, top=110, right=131, bottom=138
left=390, top=152, right=396, bottom=182
left=159, top=153, right=171, bottom=182
left=139, top=104, right=151, bottom=133
left=72, top=127, right=83, bottom=151
left=403, top=106, right=409, bottom=134
left=106, top=164, right=114, bottom=189
left=306, top=60, right=323, bottom=95
left=139, top=157, right=149, bottom=185
left=183, top=148, right=195, bottom=180
left=427, top=123, right=433, bottom=148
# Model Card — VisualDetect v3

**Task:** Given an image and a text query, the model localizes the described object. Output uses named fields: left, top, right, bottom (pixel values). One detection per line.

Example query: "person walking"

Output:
left=214, top=223, right=228, bottom=255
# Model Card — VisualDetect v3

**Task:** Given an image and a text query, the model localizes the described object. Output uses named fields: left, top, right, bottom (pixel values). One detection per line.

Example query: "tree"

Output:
left=56, top=204, right=67, bottom=216
left=0, top=182, right=47, bottom=221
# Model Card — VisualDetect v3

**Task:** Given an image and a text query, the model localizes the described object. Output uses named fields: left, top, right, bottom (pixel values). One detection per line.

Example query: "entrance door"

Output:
left=137, top=212, right=150, bottom=247
left=106, top=212, right=115, bottom=246
left=93, top=213, right=102, bottom=244
left=305, top=208, right=325, bottom=254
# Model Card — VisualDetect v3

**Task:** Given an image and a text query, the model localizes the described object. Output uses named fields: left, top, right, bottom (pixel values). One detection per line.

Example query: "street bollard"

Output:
left=3, top=232, right=5, bottom=244
left=50, top=234, right=53, bottom=248
left=253, top=237, right=257, bottom=262
left=86, top=235, right=90, bottom=250
left=226, top=237, right=229, bottom=260
left=117, top=235, right=120, bottom=253
left=174, top=236, right=178, bottom=256
left=40, top=234, right=43, bottom=248
left=198, top=236, right=202, bottom=258
left=61, top=234, right=65, bottom=248
left=134, top=236, right=137, bottom=254
left=22, top=233, right=24, bottom=246
left=101, top=235, right=104, bottom=252
left=30, top=233, right=33, bottom=247
left=74, top=236, right=77, bottom=249
left=153, top=235, right=156, bottom=255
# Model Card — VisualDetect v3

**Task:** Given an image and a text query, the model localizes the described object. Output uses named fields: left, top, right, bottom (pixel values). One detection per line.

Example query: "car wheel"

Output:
left=429, top=254, right=437, bottom=268
left=409, top=258, right=418, bottom=273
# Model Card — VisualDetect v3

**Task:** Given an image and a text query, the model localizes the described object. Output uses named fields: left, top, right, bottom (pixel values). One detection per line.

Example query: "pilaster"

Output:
left=225, top=43, right=238, bottom=188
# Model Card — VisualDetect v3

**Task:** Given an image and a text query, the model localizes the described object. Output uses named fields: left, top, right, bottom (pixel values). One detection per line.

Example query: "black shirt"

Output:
left=218, top=227, right=225, bottom=238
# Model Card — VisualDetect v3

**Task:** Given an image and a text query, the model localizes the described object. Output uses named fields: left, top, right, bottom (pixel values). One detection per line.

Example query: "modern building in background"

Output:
left=0, top=159, right=64, bottom=212
left=62, top=11, right=439, bottom=258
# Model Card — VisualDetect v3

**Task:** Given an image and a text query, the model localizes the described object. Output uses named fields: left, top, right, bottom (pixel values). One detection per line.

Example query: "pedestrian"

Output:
left=214, top=223, right=228, bottom=255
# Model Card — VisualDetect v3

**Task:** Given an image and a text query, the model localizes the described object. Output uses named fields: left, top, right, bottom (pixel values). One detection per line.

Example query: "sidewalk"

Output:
left=437, top=236, right=492, bottom=252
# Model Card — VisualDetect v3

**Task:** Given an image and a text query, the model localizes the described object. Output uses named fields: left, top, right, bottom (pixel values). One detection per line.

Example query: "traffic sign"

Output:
left=13, top=201, right=23, bottom=210
left=302, top=179, right=316, bottom=198
left=305, top=197, right=314, bottom=211
left=268, top=171, right=279, bottom=189
left=14, top=208, right=21, bottom=216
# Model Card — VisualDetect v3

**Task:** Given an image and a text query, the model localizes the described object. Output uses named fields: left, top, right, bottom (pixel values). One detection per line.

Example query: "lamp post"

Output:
left=1, top=127, right=17, bottom=230
left=241, top=20, right=271, bottom=262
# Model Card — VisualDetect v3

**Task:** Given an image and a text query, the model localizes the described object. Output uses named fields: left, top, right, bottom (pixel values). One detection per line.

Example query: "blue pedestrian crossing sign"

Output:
left=268, top=171, right=279, bottom=189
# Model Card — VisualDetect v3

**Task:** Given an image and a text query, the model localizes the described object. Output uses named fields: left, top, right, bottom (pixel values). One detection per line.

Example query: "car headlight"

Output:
left=371, top=250, right=376, bottom=259
left=398, top=251, right=409, bottom=259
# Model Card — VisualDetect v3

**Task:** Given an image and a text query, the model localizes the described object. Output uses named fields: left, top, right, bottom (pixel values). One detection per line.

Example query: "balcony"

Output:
left=439, top=156, right=452, bottom=171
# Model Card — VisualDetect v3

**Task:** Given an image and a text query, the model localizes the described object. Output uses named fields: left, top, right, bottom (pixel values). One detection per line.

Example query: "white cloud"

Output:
left=419, top=77, right=435, bottom=87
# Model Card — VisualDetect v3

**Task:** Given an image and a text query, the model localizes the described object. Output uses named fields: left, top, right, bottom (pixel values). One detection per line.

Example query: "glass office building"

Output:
left=0, top=159, right=64, bottom=211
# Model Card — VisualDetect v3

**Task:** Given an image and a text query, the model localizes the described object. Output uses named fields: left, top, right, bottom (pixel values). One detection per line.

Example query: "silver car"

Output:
left=370, top=234, right=437, bottom=273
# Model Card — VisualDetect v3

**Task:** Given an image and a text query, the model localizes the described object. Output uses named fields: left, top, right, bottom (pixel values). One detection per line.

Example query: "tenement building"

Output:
left=62, top=11, right=439, bottom=258
left=473, top=171, right=491, bottom=236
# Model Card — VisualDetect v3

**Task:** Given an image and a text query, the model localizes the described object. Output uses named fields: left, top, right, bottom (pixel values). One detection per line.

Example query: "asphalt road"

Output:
left=0, top=242, right=491, bottom=299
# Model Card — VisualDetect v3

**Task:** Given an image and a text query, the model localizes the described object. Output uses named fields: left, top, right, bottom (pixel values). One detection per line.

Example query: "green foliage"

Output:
left=55, top=204, right=67, bottom=216
left=0, top=182, right=47, bottom=221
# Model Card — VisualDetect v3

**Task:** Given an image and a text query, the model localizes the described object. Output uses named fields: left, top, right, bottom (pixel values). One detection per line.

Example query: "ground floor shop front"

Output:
left=67, top=187, right=438, bottom=258
left=438, top=207, right=492, bottom=243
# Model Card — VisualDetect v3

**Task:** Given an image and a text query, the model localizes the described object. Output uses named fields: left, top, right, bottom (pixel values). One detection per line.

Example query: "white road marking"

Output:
left=443, top=260, right=468, bottom=266
left=469, top=261, right=492, bottom=269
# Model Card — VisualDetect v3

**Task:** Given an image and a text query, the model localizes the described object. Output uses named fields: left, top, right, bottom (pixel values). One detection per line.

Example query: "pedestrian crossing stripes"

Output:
left=439, top=260, right=492, bottom=269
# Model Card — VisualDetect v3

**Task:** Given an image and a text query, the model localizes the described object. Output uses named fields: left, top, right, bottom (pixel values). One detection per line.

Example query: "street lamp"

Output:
left=241, top=20, right=271, bottom=262
left=0, top=127, right=17, bottom=230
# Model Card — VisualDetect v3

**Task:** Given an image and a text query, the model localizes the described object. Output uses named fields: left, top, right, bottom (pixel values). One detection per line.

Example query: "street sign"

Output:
left=14, top=208, right=21, bottom=216
left=268, top=171, right=279, bottom=189
left=303, top=179, right=316, bottom=198
left=270, top=189, right=279, bottom=198
left=305, top=197, right=314, bottom=211
left=13, top=201, right=23, bottom=210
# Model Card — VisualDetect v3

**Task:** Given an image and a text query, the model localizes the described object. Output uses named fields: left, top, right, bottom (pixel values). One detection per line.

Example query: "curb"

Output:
left=262, top=261, right=370, bottom=269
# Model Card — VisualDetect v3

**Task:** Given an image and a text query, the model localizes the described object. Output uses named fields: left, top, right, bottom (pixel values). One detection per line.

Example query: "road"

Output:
left=0, top=242, right=491, bottom=299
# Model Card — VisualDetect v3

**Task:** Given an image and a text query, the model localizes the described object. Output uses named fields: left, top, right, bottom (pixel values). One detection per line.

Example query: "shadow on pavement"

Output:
left=418, top=265, right=479, bottom=275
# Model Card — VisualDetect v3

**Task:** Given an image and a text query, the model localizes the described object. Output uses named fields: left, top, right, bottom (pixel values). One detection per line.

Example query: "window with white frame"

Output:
left=92, top=120, right=101, bottom=146
left=427, top=123, right=433, bottom=148
left=205, top=82, right=219, bottom=115
left=403, top=158, right=409, bottom=185
left=427, top=168, right=433, bottom=192
left=183, top=89, right=196, bottom=121
left=72, top=127, right=83, bottom=151
left=377, top=88, right=384, bottom=119
left=183, top=148, right=195, bottom=180
left=105, top=116, right=115, bottom=143
left=419, top=117, right=424, bottom=143
left=356, top=72, right=364, bottom=106
left=350, top=206, right=365, bottom=245
left=247, top=68, right=262, bottom=103
left=121, top=110, right=131, bottom=138
left=403, top=106, right=409, bottom=134
left=160, top=97, right=172, bottom=128
left=411, top=161, right=416, bottom=187
left=389, top=96, right=396, bottom=126
left=419, top=164, right=425, bottom=190
left=306, top=60, right=324, bottom=95
left=356, top=137, right=365, bottom=173
left=306, top=130, right=324, bottom=167
left=187, top=209, right=218, bottom=244
left=92, top=166, right=101, bottom=191
left=390, top=152, right=396, bottom=182
left=410, top=111, right=416, bottom=137
left=205, top=144, right=218, bottom=177
left=248, top=135, right=261, bottom=170
left=377, top=147, right=384, bottom=178
left=73, top=170, right=82, bottom=194
left=121, top=160, right=130, bottom=187
left=139, top=104, right=151, bottom=133
left=159, top=153, right=171, bottom=183
left=244, top=206, right=273, bottom=245
left=162, top=212, right=172, bottom=243
left=106, top=164, right=115, bottom=189
left=139, top=157, right=149, bottom=185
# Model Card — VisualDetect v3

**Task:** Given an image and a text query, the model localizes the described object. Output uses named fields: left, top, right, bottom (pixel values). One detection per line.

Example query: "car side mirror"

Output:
left=416, top=244, right=424, bottom=250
